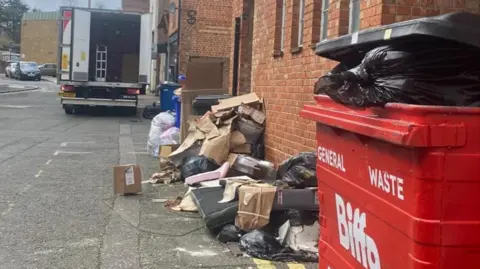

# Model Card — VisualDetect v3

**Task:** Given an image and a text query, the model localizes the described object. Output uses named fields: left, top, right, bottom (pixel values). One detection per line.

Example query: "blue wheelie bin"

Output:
left=158, top=82, right=181, bottom=112
left=172, top=95, right=181, bottom=128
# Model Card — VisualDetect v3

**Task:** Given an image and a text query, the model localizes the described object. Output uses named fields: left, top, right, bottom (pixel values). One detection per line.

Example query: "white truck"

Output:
left=57, top=7, right=152, bottom=115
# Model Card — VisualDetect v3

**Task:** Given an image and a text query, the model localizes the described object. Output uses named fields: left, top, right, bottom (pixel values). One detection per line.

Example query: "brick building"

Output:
left=20, top=11, right=59, bottom=64
left=167, top=0, right=233, bottom=88
left=241, top=0, right=480, bottom=164
left=122, top=0, right=150, bottom=12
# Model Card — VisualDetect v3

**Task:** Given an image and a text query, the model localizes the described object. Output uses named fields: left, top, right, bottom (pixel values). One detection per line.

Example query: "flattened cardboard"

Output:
left=236, top=184, right=277, bottom=231
left=230, top=131, right=247, bottom=149
left=113, top=165, right=142, bottom=195
left=200, top=122, right=232, bottom=164
left=232, top=143, right=251, bottom=154
left=211, top=93, right=260, bottom=112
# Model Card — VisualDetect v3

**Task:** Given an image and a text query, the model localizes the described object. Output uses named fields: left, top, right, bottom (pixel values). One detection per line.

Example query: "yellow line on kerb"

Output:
left=253, top=258, right=275, bottom=269
left=287, top=263, right=306, bottom=269
left=252, top=259, right=307, bottom=269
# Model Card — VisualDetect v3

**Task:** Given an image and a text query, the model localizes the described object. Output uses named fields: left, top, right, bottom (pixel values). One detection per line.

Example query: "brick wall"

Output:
left=20, top=20, right=58, bottom=64
left=251, top=0, right=480, bottom=165
left=122, top=0, right=149, bottom=12
left=174, top=0, right=233, bottom=87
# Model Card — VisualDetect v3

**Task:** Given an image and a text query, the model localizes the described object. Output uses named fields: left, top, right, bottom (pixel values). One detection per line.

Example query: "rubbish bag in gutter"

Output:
left=314, top=41, right=480, bottom=107
left=239, top=230, right=318, bottom=263
left=217, top=224, right=245, bottom=243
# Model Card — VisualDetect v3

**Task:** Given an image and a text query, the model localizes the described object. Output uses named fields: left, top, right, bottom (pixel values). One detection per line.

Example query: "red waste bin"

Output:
left=300, top=95, right=480, bottom=269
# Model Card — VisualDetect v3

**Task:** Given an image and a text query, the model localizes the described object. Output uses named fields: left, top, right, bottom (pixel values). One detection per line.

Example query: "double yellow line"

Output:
left=252, top=258, right=307, bottom=269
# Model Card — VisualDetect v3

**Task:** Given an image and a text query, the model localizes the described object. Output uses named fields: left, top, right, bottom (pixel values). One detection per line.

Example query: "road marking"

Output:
left=288, top=263, right=306, bottom=269
left=45, top=159, right=52, bottom=165
left=127, top=151, right=150, bottom=155
left=35, top=170, right=43, bottom=178
left=1, top=203, right=14, bottom=216
left=33, top=238, right=100, bottom=255
left=19, top=185, right=31, bottom=194
left=253, top=259, right=275, bottom=269
left=60, top=141, right=96, bottom=147
left=54, top=150, right=93, bottom=156
left=0, top=105, right=30, bottom=108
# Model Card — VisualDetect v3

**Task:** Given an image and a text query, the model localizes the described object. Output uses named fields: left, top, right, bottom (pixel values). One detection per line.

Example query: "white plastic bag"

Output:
left=159, top=127, right=180, bottom=145
left=147, top=112, right=176, bottom=157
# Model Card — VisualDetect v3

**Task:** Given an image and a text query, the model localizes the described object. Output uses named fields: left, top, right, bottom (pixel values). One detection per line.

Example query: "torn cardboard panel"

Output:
left=232, top=143, right=251, bottom=154
left=235, top=184, right=277, bottom=231
left=200, top=119, right=233, bottom=164
left=113, top=165, right=142, bottom=195
left=196, top=116, right=220, bottom=139
left=211, top=93, right=260, bottom=112
left=230, top=131, right=247, bottom=149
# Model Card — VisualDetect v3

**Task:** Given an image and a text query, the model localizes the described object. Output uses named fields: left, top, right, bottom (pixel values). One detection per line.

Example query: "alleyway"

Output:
left=0, top=78, right=316, bottom=269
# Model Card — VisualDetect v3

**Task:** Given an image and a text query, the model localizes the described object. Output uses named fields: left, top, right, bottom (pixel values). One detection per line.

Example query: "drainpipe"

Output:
left=175, top=0, right=181, bottom=83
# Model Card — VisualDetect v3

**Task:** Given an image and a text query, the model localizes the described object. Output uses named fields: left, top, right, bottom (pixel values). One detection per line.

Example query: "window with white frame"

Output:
left=349, top=0, right=360, bottom=33
left=320, top=0, right=329, bottom=41
left=280, top=0, right=287, bottom=51
left=298, top=0, right=305, bottom=46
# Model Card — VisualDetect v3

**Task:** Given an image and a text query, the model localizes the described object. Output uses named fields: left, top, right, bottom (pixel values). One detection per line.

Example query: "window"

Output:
left=349, top=0, right=360, bottom=33
left=320, top=0, right=329, bottom=41
left=298, top=0, right=305, bottom=47
left=280, top=0, right=287, bottom=51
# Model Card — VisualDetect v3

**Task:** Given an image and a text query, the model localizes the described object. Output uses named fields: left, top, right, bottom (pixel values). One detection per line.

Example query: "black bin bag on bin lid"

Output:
left=314, top=40, right=480, bottom=107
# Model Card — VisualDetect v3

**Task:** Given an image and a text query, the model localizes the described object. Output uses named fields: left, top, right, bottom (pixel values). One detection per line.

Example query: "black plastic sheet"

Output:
left=315, top=41, right=480, bottom=107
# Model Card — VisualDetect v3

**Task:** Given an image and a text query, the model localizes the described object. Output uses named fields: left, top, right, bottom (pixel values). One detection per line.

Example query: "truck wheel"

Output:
left=64, top=107, right=74, bottom=115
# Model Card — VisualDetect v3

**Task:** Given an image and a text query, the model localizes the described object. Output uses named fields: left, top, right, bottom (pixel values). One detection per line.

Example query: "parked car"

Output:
left=12, top=61, right=41, bottom=81
left=39, top=63, right=57, bottom=77
left=4, top=62, right=16, bottom=78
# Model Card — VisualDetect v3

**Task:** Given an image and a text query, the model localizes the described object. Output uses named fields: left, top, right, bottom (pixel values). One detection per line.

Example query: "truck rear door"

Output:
left=71, top=9, right=91, bottom=81
left=138, top=13, right=152, bottom=85
left=59, top=8, right=72, bottom=81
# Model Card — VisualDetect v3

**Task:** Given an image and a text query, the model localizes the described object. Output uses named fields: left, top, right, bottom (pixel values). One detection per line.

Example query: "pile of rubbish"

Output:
left=146, top=93, right=319, bottom=262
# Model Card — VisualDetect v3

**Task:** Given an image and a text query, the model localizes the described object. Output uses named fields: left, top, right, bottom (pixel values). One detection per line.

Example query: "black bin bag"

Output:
left=315, top=41, right=480, bottom=107
left=312, top=12, right=480, bottom=108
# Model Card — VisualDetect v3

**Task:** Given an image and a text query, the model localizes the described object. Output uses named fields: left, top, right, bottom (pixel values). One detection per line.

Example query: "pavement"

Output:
left=0, top=76, right=318, bottom=269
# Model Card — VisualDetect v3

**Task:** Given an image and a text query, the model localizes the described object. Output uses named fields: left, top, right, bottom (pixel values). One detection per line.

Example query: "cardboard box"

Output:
left=235, top=184, right=277, bottom=231
left=236, top=117, right=264, bottom=144
left=227, top=153, right=268, bottom=179
left=159, top=145, right=179, bottom=158
left=238, top=104, right=266, bottom=125
left=113, top=165, right=142, bottom=195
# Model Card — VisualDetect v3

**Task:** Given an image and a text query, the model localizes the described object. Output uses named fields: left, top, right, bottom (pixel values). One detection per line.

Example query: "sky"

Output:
left=22, top=0, right=122, bottom=11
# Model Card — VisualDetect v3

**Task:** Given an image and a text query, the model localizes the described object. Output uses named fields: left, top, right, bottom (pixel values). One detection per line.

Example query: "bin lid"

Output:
left=194, top=94, right=231, bottom=101
left=315, top=12, right=480, bottom=62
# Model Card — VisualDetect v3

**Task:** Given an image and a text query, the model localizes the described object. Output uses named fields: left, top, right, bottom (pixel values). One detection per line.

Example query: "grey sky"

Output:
left=22, top=0, right=122, bottom=11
